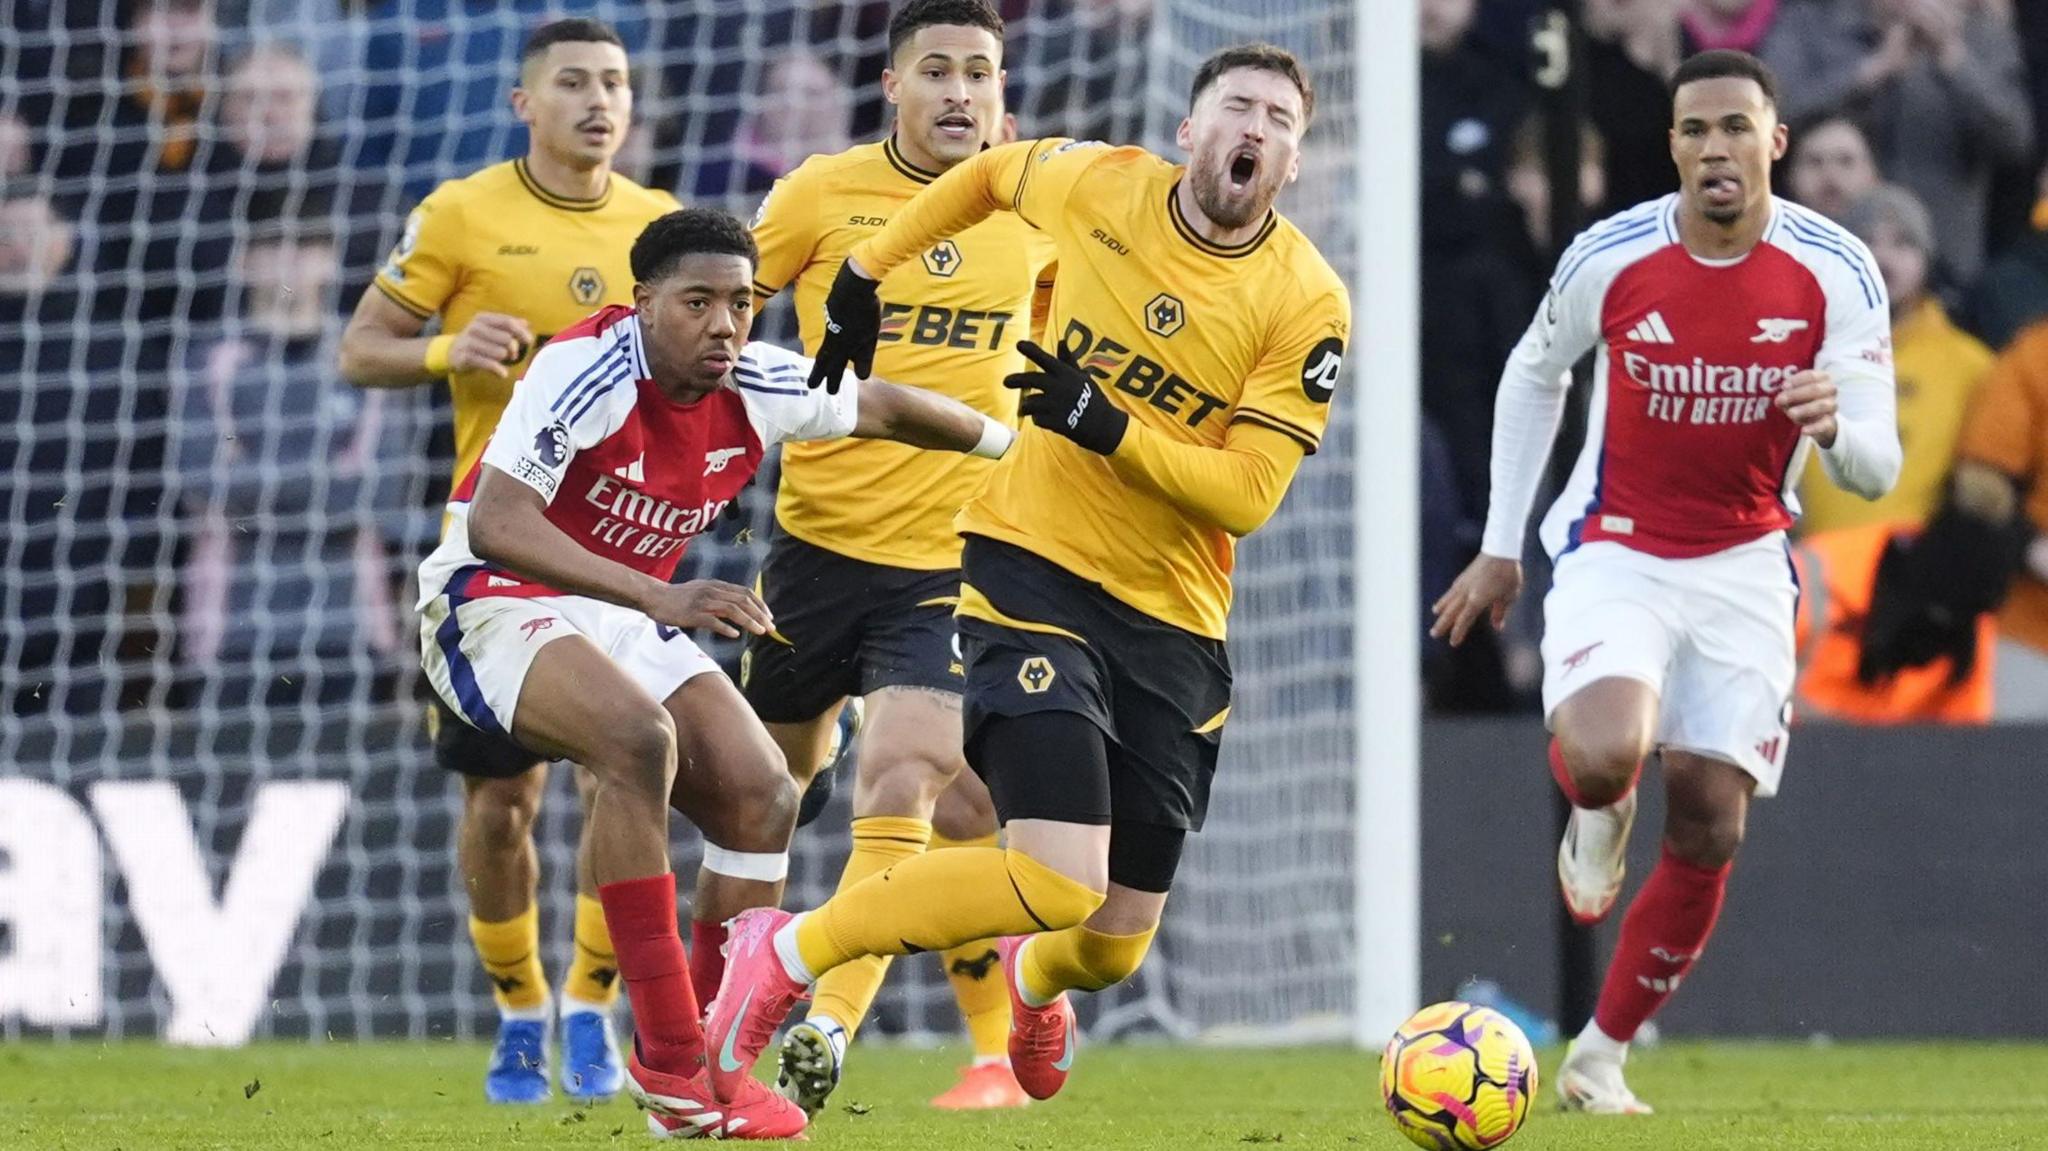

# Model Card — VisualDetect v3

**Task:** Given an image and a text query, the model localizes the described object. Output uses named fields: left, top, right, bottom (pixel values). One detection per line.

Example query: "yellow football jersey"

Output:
left=372, top=159, right=678, bottom=489
left=853, top=139, right=1351, bottom=639
left=752, top=137, right=1057, bottom=569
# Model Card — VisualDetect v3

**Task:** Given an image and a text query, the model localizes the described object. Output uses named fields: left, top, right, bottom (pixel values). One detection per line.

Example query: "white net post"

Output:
left=1352, top=0, right=1423, bottom=1047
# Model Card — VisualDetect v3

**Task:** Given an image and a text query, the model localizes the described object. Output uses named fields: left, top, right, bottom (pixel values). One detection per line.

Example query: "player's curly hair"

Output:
left=630, top=208, right=759, bottom=284
left=1191, top=44, right=1314, bottom=125
left=887, top=0, right=1004, bottom=62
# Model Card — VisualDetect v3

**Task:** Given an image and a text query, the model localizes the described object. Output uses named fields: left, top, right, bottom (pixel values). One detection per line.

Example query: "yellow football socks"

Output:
left=561, top=893, right=621, bottom=1008
left=795, top=847, right=1104, bottom=977
left=807, top=816, right=933, bottom=1035
left=470, top=905, right=548, bottom=1014
left=931, top=830, right=1010, bottom=1059
left=1020, top=924, right=1157, bottom=1006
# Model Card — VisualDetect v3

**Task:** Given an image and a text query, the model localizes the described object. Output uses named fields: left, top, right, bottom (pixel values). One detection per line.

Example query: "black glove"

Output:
left=808, top=261, right=880, bottom=393
left=1857, top=505, right=2024, bottom=687
left=1003, top=340, right=1129, bottom=455
left=1859, top=536, right=1980, bottom=687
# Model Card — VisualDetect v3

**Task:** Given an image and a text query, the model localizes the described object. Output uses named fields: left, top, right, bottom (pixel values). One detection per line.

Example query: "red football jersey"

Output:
left=1486, top=195, right=1895, bottom=561
left=419, top=305, right=855, bottom=603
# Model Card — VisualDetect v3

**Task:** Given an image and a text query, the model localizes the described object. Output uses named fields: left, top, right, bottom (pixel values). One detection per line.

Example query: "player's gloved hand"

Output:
left=1858, top=536, right=1980, bottom=687
left=1857, top=500, right=2022, bottom=687
left=1004, top=340, right=1128, bottom=455
left=808, top=260, right=880, bottom=393
left=638, top=579, right=775, bottom=639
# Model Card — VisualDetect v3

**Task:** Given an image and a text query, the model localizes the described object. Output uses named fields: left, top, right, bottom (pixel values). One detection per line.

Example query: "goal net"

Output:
left=1, top=0, right=1363, bottom=1045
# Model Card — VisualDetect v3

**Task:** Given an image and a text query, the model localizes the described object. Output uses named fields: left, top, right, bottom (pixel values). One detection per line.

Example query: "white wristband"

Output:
left=971, top=415, right=1015, bottom=459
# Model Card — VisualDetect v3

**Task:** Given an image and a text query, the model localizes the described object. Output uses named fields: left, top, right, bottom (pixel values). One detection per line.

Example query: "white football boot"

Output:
left=1557, top=788, right=1637, bottom=925
left=1555, top=1026, right=1653, bottom=1115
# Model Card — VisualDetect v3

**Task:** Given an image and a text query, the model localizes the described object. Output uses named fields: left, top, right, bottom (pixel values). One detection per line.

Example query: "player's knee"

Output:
left=711, top=751, right=801, bottom=842
left=931, top=779, right=998, bottom=841
left=598, top=709, right=679, bottom=803
left=1073, top=928, right=1155, bottom=990
left=1666, top=809, right=1745, bottom=869
left=1662, top=811, right=1744, bottom=864
left=570, top=762, right=600, bottom=808
left=1556, top=730, right=1643, bottom=808
left=465, top=781, right=541, bottom=849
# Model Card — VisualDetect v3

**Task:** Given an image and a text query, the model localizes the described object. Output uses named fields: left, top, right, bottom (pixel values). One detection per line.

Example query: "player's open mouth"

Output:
left=934, top=112, right=976, bottom=139
left=1700, top=173, right=1740, bottom=200
left=1227, top=148, right=1259, bottom=191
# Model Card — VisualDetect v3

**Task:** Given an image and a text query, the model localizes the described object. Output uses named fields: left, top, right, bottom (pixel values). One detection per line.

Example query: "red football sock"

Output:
left=689, top=918, right=728, bottom=1011
left=1592, top=845, right=1730, bottom=1041
left=1549, top=737, right=1641, bottom=809
left=596, top=873, right=704, bottom=1074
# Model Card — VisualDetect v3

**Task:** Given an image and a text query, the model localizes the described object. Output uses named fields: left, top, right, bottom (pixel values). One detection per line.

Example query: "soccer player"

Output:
left=1430, top=50, right=1900, bottom=1113
left=701, top=44, right=1351, bottom=1105
left=740, top=0, right=1055, bottom=1115
left=416, top=207, right=1016, bottom=1138
left=337, top=19, right=675, bottom=1103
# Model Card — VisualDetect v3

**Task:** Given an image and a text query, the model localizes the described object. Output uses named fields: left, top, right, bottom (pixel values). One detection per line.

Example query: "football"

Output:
left=1380, top=1001, right=1538, bottom=1150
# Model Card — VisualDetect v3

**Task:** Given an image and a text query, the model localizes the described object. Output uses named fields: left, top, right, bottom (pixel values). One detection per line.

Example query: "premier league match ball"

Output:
left=1379, top=1002, right=1538, bottom=1150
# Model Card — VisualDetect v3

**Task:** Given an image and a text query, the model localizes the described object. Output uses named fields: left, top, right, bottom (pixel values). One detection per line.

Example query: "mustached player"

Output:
left=1432, top=50, right=1899, bottom=1113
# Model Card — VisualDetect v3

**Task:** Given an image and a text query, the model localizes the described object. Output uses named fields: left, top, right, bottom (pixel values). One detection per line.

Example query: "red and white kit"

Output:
left=418, top=304, right=856, bottom=737
left=1483, top=195, right=1900, bottom=794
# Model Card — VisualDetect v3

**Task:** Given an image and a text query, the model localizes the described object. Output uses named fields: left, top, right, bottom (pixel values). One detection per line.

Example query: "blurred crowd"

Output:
left=1423, top=0, right=2048, bottom=724
left=8, top=0, right=2048, bottom=726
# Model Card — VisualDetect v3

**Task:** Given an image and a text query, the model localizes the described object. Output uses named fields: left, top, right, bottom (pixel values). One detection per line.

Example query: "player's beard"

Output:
left=1189, top=150, right=1279, bottom=231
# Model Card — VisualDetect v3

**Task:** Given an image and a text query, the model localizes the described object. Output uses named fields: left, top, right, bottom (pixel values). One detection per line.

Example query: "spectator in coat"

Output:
left=1800, top=185, right=1992, bottom=534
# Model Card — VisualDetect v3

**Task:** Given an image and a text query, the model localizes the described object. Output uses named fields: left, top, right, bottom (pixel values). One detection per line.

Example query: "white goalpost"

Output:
left=1352, top=0, right=1424, bottom=1048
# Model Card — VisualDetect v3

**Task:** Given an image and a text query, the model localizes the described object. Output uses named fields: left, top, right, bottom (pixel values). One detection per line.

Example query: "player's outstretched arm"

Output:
left=849, top=140, right=1034, bottom=280
left=466, top=466, right=772, bottom=638
left=338, top=289, right=534, bottom=388
left=849, top=378, right=1014, bottom=458
left=809, top=141, right=1042, bottom=390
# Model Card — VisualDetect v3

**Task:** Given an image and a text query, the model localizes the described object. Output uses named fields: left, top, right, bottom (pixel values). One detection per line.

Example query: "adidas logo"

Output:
left=614, top=454, right=645, bottom=483
left=1626, top=311, right=1676, bottom=344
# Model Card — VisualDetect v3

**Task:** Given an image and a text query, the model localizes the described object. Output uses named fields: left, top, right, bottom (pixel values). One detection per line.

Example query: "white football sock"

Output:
left=773, top=913, right=818, bottom=984
left=1574, top=1017, right=1630, bottom=1062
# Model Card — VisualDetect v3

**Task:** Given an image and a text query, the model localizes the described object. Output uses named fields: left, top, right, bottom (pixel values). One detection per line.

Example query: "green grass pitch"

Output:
left=8, top=1039, right=2048, bottom=1149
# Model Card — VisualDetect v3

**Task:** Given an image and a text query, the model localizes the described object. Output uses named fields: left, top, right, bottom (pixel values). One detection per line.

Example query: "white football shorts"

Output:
left=420, top=591, right=721, bottom=740
left=1540, top=535, right=1798, bottom=797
